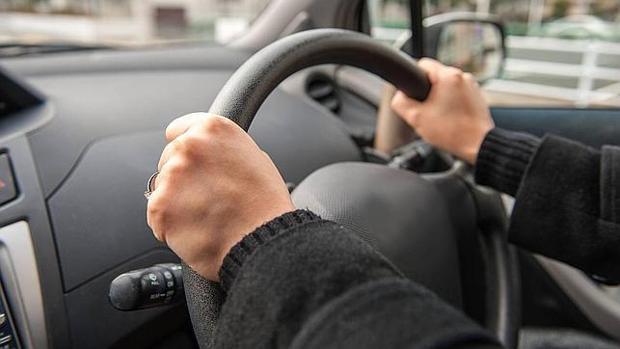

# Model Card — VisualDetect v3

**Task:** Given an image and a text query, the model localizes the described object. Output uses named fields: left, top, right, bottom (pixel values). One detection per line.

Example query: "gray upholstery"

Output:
left=519, top=328, right=620, bottom=349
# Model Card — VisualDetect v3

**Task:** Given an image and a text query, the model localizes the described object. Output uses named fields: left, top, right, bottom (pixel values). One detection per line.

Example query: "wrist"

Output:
left=219, top=209, right=322, bottom=291
left=458, top=146, right=481, bottom=166
left=461, top=125, right=494, bottom=165
left=218, top=202, right=295, bottom=276
left=454, top=128, right=493, bottom=166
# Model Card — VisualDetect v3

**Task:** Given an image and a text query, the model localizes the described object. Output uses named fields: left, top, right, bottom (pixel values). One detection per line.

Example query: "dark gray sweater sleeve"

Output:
left=214, top=210, right=500, bottom=349
left=475, top=128, right=620, bottom=283
left=475, top=128, right=541, bottom=197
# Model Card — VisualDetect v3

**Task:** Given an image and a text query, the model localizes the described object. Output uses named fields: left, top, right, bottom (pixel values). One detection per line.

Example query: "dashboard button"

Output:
left=0, top=155, right=16, bottom=205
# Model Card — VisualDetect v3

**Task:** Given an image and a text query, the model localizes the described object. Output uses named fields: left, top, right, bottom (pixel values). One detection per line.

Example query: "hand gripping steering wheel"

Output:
left=182, top=28, right=518, bottom=348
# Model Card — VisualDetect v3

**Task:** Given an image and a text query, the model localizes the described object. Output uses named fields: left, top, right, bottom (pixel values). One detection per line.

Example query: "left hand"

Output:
left=147, top=113, right=295, bottom=281
left=391, top=58, right=494, bottom=164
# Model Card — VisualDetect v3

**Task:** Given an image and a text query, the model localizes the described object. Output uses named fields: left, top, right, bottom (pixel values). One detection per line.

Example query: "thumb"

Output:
left=417, top=58, right=444, bottom=85
left=391, top=90, right=423, bottom=126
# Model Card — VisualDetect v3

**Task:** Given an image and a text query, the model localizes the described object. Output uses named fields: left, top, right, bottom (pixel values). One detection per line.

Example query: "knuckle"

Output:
left=174, top=134, right=206, bottom=159
left=182, top=133, right=205, bottom=150
left=463, top=72, right=479, bottom=86
left=465, top=73, right=480, bottom=87
left=147, top=198, right=162, bottom=220
left=164, top=159, right=187, bottom=177
left=166, top=138, right=185, bottom=155
left=170, top=137, right=184, bottom=152
left=444, top=69, right=464, bottom=84
left=164, top=122, right=178, bottom=141
left=448, top=69, right=463, bottom=78
left=417, top=57, right=435, bottom=68
left=147, top=197, right=170, bottom=236
left=200, top=115, right=230, bottom=134
left=391, top=95, right=403, bottom=111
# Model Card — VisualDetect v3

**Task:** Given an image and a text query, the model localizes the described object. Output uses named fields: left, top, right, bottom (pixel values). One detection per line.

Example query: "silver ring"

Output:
left=144, top=171, right=159, bottom=200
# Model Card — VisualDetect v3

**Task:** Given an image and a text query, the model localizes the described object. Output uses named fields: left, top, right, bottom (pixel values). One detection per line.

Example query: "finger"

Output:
left=441, top=66, right=465, bottom=79
left=463, top=72, right=480, bottom=88
left=165, top=112, right=210, bottom=142
left=391, top=91, right=422, bottom=126
left=392, top=90, right=422, bottom=113
left=146, top=160, right=182, bottom=242
left=146, top=186, right=167, bottom=241
left=417, top=58, right=445, bottom=84
left=157, top=138, right=182, bottom=171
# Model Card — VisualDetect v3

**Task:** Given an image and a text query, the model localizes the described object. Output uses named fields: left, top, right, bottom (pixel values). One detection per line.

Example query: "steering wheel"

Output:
left=182, top=28, right=519, bottom=349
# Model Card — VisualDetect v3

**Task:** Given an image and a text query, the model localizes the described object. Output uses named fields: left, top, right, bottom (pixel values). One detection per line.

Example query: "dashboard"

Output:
left=0, top=45, right=362, bottom=348
left=2, top=41, right=620, bottom=348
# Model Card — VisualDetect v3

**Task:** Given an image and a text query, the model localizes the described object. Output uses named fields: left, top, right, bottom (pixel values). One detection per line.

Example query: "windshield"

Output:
left=0, top=0, right=271, bottom=48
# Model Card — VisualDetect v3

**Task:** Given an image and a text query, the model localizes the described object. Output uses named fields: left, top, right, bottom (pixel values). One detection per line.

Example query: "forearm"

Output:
left=508, top=136, right=620, bottom=282
left=290, top=277, right=501, bottom=349
left=214, top=210, right=500, bottom=349
left=475, top=128, right=620, bottom=282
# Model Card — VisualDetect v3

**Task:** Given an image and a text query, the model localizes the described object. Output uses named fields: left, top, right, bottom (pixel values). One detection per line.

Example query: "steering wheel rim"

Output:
left=208, top=29, right=430, bottom=130
left=184, top=28, right=517, bottom=348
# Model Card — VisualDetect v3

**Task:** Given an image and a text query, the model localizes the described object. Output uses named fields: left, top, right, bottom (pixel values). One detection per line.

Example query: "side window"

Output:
left=367, top=0, right=412, bottom=43
left=426, top=0, right=620, bottom=108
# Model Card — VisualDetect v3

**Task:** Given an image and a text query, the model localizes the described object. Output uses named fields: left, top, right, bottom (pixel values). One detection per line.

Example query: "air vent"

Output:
left=0, top=67, right=44, bottom=117
left=306, top=74, right=341, bottom=114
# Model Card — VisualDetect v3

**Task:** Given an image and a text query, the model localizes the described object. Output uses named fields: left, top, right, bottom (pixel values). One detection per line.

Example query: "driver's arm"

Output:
left=391, top=59, right=620, bottom=284
left=215, top=210, right=499, bottom=349
left=147, top=113, right=501, bottom=348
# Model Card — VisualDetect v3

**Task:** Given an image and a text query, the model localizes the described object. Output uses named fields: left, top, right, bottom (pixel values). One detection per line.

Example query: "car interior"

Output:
left=0, top=0, right=619, bottom=348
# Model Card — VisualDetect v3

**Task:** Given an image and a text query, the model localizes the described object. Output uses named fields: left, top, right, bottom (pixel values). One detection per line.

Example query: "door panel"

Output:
left=492, top=107, right=620, bottom=148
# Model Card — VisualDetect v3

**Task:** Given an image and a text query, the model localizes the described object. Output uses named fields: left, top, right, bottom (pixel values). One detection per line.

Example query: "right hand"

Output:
left=391, top=58, right=494, bottom=165
left=147, top=113, right=295, bottom=281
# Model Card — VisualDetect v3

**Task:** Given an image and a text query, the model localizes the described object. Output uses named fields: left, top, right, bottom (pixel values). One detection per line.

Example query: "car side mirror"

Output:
left=424, top=13, right=506, bottom=83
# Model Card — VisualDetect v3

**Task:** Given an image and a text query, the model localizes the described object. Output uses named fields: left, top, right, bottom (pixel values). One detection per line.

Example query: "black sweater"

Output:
left=476, top=128, right=620, bottom=283
left=212, top=128, right=620, bottom=348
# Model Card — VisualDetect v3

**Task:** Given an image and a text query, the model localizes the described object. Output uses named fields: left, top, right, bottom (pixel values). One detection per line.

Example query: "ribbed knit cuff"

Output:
left=475, top=128, right=541, bottom=197
left=218, top=209, right=322, bottom=292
